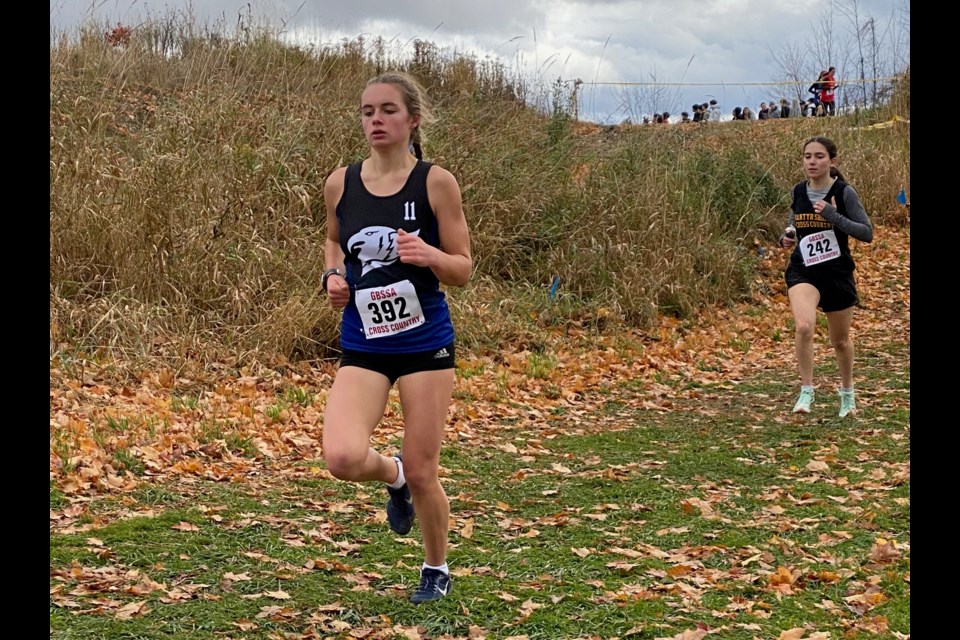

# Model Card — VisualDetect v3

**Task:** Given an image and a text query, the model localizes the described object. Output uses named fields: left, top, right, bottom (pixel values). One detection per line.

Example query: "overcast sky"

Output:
left=50, top=0, right=909, bottom=123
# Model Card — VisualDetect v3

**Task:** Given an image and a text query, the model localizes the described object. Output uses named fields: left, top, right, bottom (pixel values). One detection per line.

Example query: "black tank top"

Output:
left=789, top=178, right=856, bottom=273
left=337, top=160, right=441, bottom=290
left=336, top=159, right=454, bottom=352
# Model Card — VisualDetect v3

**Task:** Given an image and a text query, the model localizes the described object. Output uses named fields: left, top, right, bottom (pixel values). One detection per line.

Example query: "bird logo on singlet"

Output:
left=348, top=226, right=420, bottom=276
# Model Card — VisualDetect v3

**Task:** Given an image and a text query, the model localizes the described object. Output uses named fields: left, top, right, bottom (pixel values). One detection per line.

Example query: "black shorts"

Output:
left=339, top=343, right=455, bottom=385
left=785, top=265, right=858, bottom=312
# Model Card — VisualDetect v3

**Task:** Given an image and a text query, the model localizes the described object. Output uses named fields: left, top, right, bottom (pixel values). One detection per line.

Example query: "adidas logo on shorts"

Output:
left=433, top=347, right=450, bottom=359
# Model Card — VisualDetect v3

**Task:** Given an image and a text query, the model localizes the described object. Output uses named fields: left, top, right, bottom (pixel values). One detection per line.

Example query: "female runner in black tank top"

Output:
left=778, top=136, right=873, bottom=418
left=319, top=72, right=472, bottom=603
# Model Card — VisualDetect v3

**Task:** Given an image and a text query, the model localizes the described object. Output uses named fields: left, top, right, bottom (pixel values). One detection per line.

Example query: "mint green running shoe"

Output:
left=792, top=387, right=815, bottom=414
left=838, top=389, right=856, bottom=418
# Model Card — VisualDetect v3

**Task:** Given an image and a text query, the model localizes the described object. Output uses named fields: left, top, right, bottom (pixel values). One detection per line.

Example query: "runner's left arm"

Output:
left=425, top=166, right=473, bottom=286
left=818, top=186, right=874, bottom=243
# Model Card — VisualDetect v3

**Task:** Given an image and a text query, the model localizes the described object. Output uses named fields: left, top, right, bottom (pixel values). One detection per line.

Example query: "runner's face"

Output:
left=803, top=142, right=833, bottom=180
left=361, top=83, right=418, bottom=150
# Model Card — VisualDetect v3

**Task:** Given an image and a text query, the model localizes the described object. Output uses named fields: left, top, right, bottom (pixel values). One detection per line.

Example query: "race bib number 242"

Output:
left=800, top=230, right=840, bottom=267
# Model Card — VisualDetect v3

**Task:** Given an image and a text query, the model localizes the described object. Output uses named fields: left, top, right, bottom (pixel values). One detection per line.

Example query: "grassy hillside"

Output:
left=50, top=16, right=910, bottom=367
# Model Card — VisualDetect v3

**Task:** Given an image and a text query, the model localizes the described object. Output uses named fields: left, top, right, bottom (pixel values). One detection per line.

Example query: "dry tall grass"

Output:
left=50, top=15, right=910, bottom=367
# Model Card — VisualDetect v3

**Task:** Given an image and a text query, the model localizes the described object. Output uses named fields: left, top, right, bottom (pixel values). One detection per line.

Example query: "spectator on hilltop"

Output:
left=791, top=97, right=802, bottom=118
left=680, top=111, right=691, bottom=123
left=780, top=98, right=792, bottom=119
left=692, top=104, right=703, bottom=122
left=701, top=103, right=711, bottom=122
left=768, top=101, right=780, bottom=119
left=808, top=71, right=827, bottom=114
left=708, top=99, right=721, bottom=121
left=743, top=106, right=756, bottom=120
left=758, top=102, right=769, bottom=120
left=732, top=106, right=745, bottom=120
left=821, top=66, right=837, bottom=116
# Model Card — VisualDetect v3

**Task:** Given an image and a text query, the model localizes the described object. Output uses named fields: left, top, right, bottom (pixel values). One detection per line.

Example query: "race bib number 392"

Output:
left=355, top=279, right=424, bottom=339
left=800, top=230, right=840, bottom=267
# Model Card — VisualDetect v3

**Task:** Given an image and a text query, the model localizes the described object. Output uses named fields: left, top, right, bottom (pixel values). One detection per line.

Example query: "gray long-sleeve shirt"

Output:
left=791, top=181, right=874, bottom=243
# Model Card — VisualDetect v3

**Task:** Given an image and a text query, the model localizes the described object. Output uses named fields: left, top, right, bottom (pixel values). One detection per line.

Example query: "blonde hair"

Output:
left=365, top=72, right=434, bottom=159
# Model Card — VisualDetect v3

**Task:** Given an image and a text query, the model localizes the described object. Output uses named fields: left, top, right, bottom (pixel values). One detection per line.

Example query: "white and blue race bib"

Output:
left=355, top=279, right=425, bottom=339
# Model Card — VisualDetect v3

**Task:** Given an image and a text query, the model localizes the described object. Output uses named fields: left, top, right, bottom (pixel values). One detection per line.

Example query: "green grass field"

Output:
left=51, top=333, right=909, bottom=639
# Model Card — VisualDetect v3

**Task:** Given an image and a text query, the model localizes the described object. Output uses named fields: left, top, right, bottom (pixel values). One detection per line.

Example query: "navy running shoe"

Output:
left=409, top=568, right=452, bottom=604
left=386, top=455, right=415, bottom=535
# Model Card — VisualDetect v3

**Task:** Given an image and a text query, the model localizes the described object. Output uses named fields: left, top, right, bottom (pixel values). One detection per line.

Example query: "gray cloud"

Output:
left=50, top=0, right=909, bottom=122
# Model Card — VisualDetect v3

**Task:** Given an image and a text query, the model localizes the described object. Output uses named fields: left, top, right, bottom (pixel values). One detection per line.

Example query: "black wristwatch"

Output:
left=321, top=268, right=343, bottom=292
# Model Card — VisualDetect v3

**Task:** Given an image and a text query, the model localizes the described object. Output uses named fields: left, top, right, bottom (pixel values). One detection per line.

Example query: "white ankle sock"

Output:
left=801, top=385, right=815, bottom=393
left=840, top=386, right=854, bottom=394
left=387, top=456, right=405, bottom=489
left=422, top=562, right=448, bottom=575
